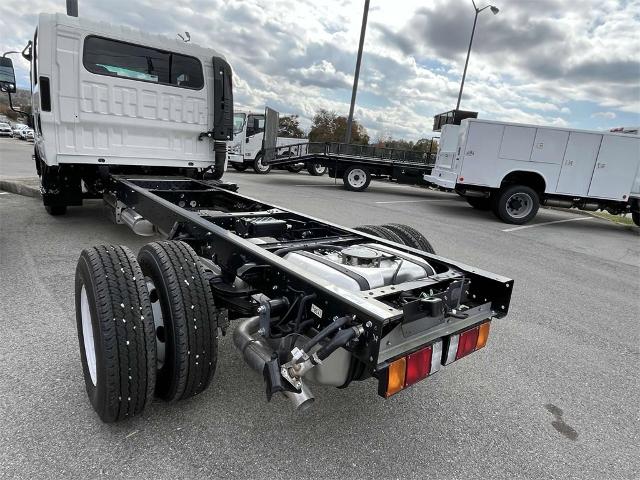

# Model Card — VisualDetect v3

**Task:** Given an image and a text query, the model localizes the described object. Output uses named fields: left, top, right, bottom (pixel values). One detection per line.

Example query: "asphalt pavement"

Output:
left=1, top=138, right=639, bottom=479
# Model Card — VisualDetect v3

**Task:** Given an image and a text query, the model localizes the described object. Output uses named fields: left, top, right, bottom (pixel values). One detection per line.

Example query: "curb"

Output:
left=0, top=178, right=41, bottom=198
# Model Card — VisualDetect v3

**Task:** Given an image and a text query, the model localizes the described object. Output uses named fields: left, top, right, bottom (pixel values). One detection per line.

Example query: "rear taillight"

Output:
left=445, top=321, right=491, bottom=365
left=405, top=347, right=432, bottom=387
left=380, top=341, right=442, bottom=398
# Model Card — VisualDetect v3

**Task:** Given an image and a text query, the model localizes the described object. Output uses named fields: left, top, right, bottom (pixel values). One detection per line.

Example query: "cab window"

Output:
left=246, top=115, right=265, bottom=137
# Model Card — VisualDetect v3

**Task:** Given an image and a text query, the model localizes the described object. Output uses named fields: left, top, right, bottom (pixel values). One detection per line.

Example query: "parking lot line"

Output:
left=375, top=199, right=448, bottom=204
left=502, top=216, right=593, bottom=232
left=0, top=192, right=9, bottom=195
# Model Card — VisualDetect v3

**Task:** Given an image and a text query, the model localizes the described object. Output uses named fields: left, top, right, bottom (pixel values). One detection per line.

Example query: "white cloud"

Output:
left=591, top=111, right=617, bottom=120
left=1, top=0, right=638, bottom=141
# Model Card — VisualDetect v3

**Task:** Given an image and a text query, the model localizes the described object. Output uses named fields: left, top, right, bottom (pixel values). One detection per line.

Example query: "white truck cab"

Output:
left=2, top=13, right=233, bottom=215
left=425, top=118, right=640, bottom=225
left=227, top=110, right=311, bottom=174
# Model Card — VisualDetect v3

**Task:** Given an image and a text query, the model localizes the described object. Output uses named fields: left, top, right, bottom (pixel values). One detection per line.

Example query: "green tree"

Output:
left=308, top=109, right=369, bottom=145
left=278, top=115, right=305, bottom=138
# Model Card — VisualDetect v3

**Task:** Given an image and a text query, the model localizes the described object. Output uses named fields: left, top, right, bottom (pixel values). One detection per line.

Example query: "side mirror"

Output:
left=0, top=57, right=17, bottom=93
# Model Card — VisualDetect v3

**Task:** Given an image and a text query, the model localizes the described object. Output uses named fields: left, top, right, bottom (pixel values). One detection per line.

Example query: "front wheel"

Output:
left=307, top=163, right=327, bottom=176
left=343, top=165, right=371, bottom=191
left=632, top=211, right=640, bottom=227
left=253, top=154, right=271, bottom=174
left=492, top=185, right=540, bottom=224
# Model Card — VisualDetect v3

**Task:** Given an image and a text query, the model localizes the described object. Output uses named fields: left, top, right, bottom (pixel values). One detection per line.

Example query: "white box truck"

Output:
left=424, top=119, right=640, bottom=225
left=0, top=13, right=233, bottom=215
left=227, top=110, right=325, bottom=175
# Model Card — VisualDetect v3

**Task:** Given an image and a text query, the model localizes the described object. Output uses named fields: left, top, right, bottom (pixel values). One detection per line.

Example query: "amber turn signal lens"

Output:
left=476, top=322, right=490, bottom=349
left=385, top=357, right=407, bottom=397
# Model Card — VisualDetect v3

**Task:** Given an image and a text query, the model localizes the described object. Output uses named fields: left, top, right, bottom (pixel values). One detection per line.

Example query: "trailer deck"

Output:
left=263, top=142, right=437, bottom=191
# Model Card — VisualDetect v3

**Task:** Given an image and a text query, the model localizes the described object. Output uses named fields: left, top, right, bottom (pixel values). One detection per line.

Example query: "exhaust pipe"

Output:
left=121, top=208, right=155, bottom=236
left=233, top=316, right=315, bottom=411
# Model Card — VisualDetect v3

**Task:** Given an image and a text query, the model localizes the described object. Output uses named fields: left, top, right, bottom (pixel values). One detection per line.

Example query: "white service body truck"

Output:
left=424, top=119, right=640, bottom=225
left=227, top=111, right=324, bottom=175
left=9, top=13, right=233, bottom=215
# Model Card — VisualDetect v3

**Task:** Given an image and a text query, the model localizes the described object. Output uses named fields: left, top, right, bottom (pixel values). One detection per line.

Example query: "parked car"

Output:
left=19, top=128, right=34, bottom=141
left=0, top=122, right=13, bottom=137
left=12, top=124, right=28, bottom=137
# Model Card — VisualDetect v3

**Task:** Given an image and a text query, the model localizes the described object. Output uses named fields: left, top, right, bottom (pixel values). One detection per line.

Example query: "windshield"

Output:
left=233, top=113, right=246, bottom=134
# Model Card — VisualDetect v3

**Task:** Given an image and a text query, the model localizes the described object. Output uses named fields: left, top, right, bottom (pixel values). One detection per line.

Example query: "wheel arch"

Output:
left=499, top=170, right=547, bottom=193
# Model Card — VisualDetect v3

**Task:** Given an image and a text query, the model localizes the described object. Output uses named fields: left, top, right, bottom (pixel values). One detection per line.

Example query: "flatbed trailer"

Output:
left=263, top=141, right=436, bottom=191
left=74, top=173, right=514, bottom=422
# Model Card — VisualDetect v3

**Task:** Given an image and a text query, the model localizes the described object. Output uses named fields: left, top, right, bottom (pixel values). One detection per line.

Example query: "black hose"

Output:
left=301, top=316, right=350, bottom=353
left=294, top=293, right=317, bottom=332
left=273, top=244, right=343, bottom=257
left=316, top=328, right=358, bottom=362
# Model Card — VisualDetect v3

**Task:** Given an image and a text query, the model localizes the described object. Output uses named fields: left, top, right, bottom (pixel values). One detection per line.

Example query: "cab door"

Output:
left=245, top=114, right=265, bottom=160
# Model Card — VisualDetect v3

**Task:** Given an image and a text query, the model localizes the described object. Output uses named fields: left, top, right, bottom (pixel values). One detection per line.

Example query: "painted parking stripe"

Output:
left=375, top=199, right=449, bottom=204
left=502, top=217, right=593, bottom=232
left=0, top=192, right=9, bottom=195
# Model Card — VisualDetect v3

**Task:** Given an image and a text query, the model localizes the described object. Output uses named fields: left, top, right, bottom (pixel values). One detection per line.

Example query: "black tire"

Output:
left=355, top=225, right=404, bottom=244
left=45, top=204, right=67, bottom=216
left=137, top=241, right=218, bottom=402
left=75, top=245, right=157, bottom=423
left=286, top=164, right=304, bottom=173
left=343, top=165, right=371, bottom=191
left=231, top=163, right=248, bottom=172
left=253, top=154, right=271, bottom=174
left=382, top=224, right=436, bottom=254
left=492, top=185, right=540, bottom=225
left=306, top=163, right=327, bottom=176
left=633, top=211, right=640, bottom=227
left=465, top=196, right=492, bottom=210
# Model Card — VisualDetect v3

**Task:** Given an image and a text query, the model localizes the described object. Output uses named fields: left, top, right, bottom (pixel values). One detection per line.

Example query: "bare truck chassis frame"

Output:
left=103, top=175, right=512, bottom=400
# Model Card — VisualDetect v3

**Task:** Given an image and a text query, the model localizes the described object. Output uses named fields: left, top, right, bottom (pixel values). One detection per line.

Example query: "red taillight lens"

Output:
left=405, top=346, right=432, bottom=387
left=456, top=327, right=479, bottom=360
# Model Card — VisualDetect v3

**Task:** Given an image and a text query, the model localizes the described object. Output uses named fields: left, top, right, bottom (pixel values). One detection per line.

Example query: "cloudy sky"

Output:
left=1, top=0, right=639, bottom=140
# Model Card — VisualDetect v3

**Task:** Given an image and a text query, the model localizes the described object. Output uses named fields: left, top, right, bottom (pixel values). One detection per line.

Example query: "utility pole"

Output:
left=345, top=0, right=370, bottom=144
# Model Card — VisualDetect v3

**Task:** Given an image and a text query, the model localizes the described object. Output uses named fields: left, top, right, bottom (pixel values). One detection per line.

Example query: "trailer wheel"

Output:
left=231, top=163, right=248, bottom=172
left=493, top=185, right=539, bottom=224
left=355, top=225, right=404, bottom=244
left=307, top=163, right=327, bottom=176
left=75, top=245, right=157, bottom=423
left=343, top=166, right=371, bottom=191
left=286, top=164, right=304, bottom=173
left=465, top=196, right=492, bottom=210
left=137, top=241, right=218, bottom=402
left=253, top=154, right=272, bottom=174
left=633, top=211, right=640, bottom=227
left=382, top=224, right=436, bottom=254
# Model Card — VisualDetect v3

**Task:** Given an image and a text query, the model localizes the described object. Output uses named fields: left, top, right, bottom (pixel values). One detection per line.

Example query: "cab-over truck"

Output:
left=0, top=13, right=514, bottom=422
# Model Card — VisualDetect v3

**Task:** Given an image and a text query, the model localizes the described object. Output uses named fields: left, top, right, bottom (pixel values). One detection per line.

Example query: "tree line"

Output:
left=278, top=108, right=437, bottom=152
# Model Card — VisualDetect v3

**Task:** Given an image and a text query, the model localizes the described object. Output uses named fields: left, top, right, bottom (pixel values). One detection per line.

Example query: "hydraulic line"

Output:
left=300, top=315, right=351, bottom=354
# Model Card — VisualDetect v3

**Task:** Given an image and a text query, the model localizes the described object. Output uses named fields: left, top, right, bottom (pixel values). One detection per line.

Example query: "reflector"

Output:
left=385, top=357, right=406, bottom=397
left=476, top=322, right=490, bottom=349
left=456, top=326, right=479, bottom=360
left=405, top=347, right=432, bottom=387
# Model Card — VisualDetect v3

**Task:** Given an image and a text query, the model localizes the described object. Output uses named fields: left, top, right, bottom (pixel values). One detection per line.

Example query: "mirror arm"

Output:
left=6, top=91, right=29, bottom=118
left=21, top=41, right=32, bottom=62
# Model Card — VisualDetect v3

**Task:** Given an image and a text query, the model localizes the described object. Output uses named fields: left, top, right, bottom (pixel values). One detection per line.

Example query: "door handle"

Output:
left=566, top=160, right=574, bottom=166
left=597, top=163, right=606, bottom=168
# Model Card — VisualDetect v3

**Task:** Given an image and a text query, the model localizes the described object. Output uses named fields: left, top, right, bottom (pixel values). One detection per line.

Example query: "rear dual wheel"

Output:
left=355, top=224, right=435, bottom=254
left=492, top=185, right=539, bottom=225
left=75, top=241, right=218, bottom=422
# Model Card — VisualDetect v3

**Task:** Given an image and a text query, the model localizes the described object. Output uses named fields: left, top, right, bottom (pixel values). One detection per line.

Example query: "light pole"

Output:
left=345, top=0, right=370, bottom=144
left=455, top=0, right=499, bottom=110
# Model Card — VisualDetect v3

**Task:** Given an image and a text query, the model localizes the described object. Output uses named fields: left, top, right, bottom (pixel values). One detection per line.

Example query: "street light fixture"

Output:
left=455, top=0, right=499, bottom=110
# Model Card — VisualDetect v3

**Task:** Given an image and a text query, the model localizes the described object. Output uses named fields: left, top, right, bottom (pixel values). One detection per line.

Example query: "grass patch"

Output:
left=589, top=211, right=635, bottom=225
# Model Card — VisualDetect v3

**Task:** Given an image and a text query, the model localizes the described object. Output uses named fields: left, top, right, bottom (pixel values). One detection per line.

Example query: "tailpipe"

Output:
left=233, top=316, right=315, bottom=411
